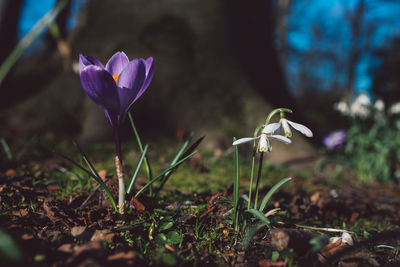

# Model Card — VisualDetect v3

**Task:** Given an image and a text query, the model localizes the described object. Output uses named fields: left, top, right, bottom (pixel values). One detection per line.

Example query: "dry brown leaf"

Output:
left=258, top=259, right=285, bottom=267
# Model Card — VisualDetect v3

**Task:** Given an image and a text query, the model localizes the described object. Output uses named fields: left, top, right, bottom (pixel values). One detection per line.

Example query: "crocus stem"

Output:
left=113, top=126, right=125, bottom=214
left=115, top=156, right=125, bottom=214
left=128, top=112, right=153, bottom=196
left=254, top=152, right=264, bottom=210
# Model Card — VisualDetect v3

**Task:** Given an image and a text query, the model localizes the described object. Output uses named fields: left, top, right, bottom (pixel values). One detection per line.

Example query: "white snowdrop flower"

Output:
left=354, top=93, right=371, bottom=106
left=374, top=99, right=385, bottom=112
left=389, top=102, right=400, bottom=115
left=349, top=94, right=371, bottom=118
left=334, top=101, right=350, bottom=115
left=232, top=124, right=291, bottom=152
left=268, top=118, right=313, bottom=138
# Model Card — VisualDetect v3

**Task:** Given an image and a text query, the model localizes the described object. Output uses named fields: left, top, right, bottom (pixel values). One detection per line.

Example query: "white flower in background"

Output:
left=349, top=93, right=371, bottom=118
left=330, top=232, right=353, bottom=245
left=268, top=118, right=313, bottom=138
left=334, top=101, right=350, bottom=115
left=232, top=124, right=291, bottom=152
left=389, top=102, right=400, bottom=115
left=373, top=99, right=385, bottom=112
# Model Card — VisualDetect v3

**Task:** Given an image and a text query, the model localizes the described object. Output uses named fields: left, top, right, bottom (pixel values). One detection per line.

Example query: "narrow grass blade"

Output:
left=126, top=144, right=148, bottom=195
left=54, top=144, right=118, bottom=212
left=135, top=151, right=197, bottom=198
left=246, top=209, right=271, bottom=227
left=258, top=177, right=291, bottom=212
left=238, top=222, right=265, bottom=250
left=128, top=112, right=153, bottom=194
left=233, top=137, right=240, bottom=231
left=240, top=194, right=250, bottom=204
left=253, top=152, right=264, bottom=210
left=0, top=138, right=13, bottom=160
left=156, top=132, right=194, bottom=193
left=0, top=0, right=69, bottom=86
left=180, top=135, right=204, bottom=159
left=15, top=135, right=38, bottom=161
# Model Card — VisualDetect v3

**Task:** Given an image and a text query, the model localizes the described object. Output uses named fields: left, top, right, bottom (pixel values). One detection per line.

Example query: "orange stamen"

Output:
left=112, top=74, right=119, bottom=83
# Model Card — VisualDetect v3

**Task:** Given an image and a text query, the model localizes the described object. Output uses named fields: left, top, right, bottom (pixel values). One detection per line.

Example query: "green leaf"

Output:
left=233, top=137, right=240, bottom=231
left=0, top=0, right=69, bottom=86
left=238, top=222, right=265, bottom=250
left=258, top=177, right=291, bottom=212
left=271, top=251, right=280, bottom=261
left=309, top=235, right=330, bottom=253
left=166, top=231, right=182, bottom=245
left=246, top=209, right=271, bottom=227
left=156, top=132, right=194, bottom=193
left=162, top=254, right=177, bottom=266
left=159, top=222, right=174, bottom=231
left=0, top=229, right=22, bottom=262
left=155, top=233, right=167, bottom=246
left=128, top=112, right=153, bottom=194
left=0, top=138, right=13, bottom=161
left=54, top=144, right=118, bottom=213
left=126, top=144, right=149, bottom=195
left=135, top=151, right=197, bottom=198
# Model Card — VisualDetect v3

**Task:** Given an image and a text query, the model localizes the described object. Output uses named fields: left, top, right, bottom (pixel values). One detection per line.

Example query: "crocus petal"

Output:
left=262, top=123, right=280, bottom=134
left=117, top=59, right=146, bottom=121
left=105, top=51, right=130, bottom=75
left=280, top=119, right=292, bottom=137
left=232, top=136, right=260, bottom=146
left=287, top=120, right=313, bottom=137
left=79, top=54, right=104, bottom=74
left=269, top=134, right=292, bottom=144
left=80, top=65, right=120, bottom=114
left=137, top=57, right=154, bottom=101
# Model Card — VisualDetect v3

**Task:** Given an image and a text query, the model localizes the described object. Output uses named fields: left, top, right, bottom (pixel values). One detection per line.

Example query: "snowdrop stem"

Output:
left=265, top=108, right=292, bottom=125
left=248, top=124, right=265, bottom=209
left=254, top=152, right=264, bottom=210
left=248, top=149, right=256, bottom=210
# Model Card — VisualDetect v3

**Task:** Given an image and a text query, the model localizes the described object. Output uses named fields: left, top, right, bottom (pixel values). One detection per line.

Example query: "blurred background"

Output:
left=1, top=0, right=400, bottom=164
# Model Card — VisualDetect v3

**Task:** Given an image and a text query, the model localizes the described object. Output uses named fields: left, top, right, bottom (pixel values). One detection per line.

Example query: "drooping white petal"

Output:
left=280, top=119, right=292, bottom=137
left=258, top=134, right=269, bottom=152
left=269, top=134, right=292, bottom=144
left=232, top=136, right=260, bottom=146
left=287, top=120, right=313, bottom=137
left=262, top=123, right=280, bottom=134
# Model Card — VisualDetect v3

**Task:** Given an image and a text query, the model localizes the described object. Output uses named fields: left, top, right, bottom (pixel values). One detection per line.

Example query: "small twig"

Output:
left=295, top=224, right=355, bottom=234
left=77, top=177, right=111, bottom=210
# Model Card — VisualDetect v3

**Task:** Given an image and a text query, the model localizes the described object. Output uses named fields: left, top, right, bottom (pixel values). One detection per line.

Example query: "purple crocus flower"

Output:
left=79, top=52, right=154, bottom=161
left=323, top=130, right=346, bottom=150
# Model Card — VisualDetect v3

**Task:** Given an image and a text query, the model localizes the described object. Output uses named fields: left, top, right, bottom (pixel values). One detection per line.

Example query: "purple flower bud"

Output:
left=323, top=130, right=346, bottom=150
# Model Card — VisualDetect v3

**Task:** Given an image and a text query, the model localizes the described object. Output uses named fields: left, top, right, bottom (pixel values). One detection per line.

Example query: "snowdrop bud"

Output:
left=374, top=99, right=385, bottom=112
left=354, top=93, right=371, bottom=106
left=334, top=101, right=349, bottom=115
left=389, top=102, right=400, bottom=115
